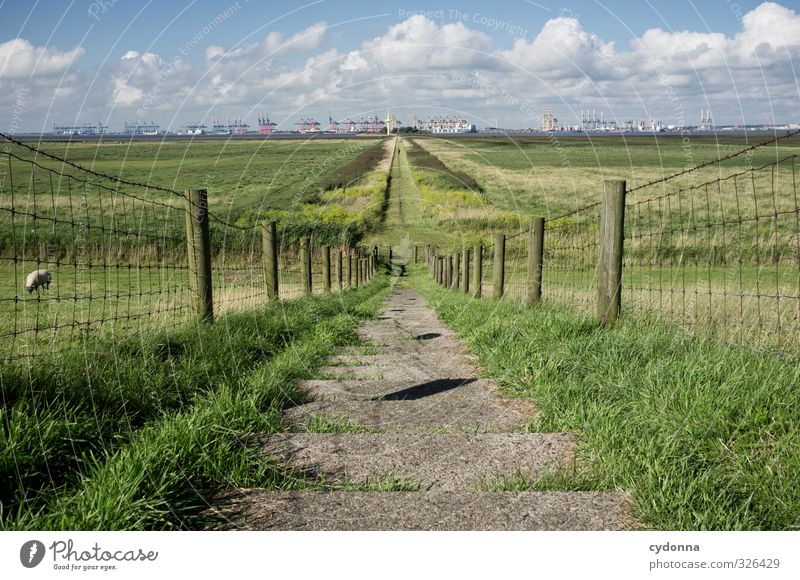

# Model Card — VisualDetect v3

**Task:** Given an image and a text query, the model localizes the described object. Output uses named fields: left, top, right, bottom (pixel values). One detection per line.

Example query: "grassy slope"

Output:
left=2, top=276, right=389, bottom=530
left=417, top=134, right=800, bottom=218
left=5, top=138, right=376, bottom=217
left=412, top=266, right=800, bottom=530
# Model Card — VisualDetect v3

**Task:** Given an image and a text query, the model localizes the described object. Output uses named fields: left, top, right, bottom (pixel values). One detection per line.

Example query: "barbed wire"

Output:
left=0, top=132, right=250, bottom=231
left=626, top=128, right=800, bottom=194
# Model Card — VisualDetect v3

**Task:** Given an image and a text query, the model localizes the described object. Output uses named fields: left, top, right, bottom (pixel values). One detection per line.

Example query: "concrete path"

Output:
left=214, top=286, right=635, bottom=530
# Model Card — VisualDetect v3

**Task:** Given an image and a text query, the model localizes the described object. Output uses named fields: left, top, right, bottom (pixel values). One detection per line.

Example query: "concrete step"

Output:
left=213, top=490, right=636, bottom=530
left=315, top=365, right=434, bottom=382
left=253, top=432, right=574, bottom=491
left=325, top=352, right=477, bottom=371
left=296, top=377, right=497, bottom=401
left=285, top=397, right=533, bottom=433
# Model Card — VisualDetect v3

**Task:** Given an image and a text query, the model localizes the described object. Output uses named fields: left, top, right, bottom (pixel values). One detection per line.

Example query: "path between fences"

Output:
left=213, top=269, right=636, bottom=530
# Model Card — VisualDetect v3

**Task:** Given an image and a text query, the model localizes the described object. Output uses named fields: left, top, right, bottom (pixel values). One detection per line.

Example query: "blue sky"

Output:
left=1, top=0, right=797, bottom=130
left=1, top=0, right=769, bottom=67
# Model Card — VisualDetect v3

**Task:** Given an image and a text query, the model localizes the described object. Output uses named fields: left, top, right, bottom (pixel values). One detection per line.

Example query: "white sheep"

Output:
left=25, top=269, right=52, bottom=294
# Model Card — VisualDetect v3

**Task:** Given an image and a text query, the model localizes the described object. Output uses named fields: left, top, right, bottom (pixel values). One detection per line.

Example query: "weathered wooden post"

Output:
left=472, top=243, right=482, bottom=298
left=526, top=217, right=545, bottom=306
left=461, top=248, right=469, bottom=294
left=493, top=233, right=505, bottom=300
left=598, top=180, right=626, bottom=325
left=346, top=248, right=352, bottom=289
left=185, top=189, right=213, bottom=322
left=452, top=252, right=461, bottom=290
left=300, top=236, right=312, bottom=295
left=323, top=245, right=332, bottom=292
left=353, top=250, right=360, bottom=288
left=414, top=245, right=419, bottom=264
left=261, top=220, right=279, bottom=300
left=335, top=248, right=343, bottom=290
left=445, top=255, right=452, bottom=288
left=437, top=257, right=443, bottom=285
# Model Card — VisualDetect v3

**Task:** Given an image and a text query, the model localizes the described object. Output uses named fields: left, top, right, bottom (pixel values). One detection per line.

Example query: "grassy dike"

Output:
left=3, top=275, right=389, bottom=530
left=410, top=266, right=800, bottom=530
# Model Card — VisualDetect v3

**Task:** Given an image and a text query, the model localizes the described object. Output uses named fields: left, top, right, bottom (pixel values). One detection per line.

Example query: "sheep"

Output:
left=25, top=269, right=52, bottom=294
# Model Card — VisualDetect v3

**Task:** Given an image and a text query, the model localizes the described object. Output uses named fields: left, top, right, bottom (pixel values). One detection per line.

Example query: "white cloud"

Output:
left=112, top=77, right=144, bottom=105
left=265, top=21, right=327, bottom=53
left=2, top=3, right=799, bottom=130
left=499, top=17, right=623, bottom=80
left=0, top=38, right=85, bottom=79
left=361, top=15, right=492, bottom=71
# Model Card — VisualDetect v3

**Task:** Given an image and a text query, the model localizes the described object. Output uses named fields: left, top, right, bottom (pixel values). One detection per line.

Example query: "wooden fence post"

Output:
left=452, top=252, right=461, bottom=290
left=445, top=255, right=452, bottom=288
left=185, top=189, right=213, bottom=322
left=323, top=245, right=331, bottom=292
left=598, top=180, right=626, bottom=325
left=262, top=220, right=278, bottom=301
left=414, top=245, right=419, bottom=264
left=300, top=237, right=312, bottom=295
left=437, top=257, right=443, bottom=285
left=335, top=248, right=343, bottom=290
left=526, top=217, right=545, bottom=306
left=353, top=250, right=360, bottom=288
left=461, top=248, right=469, bottom=294
left=346, top=248, right=352, bottom=289
left=472, top=244, right=482, bottom=298
left=493, top=233, right=505, bottom=300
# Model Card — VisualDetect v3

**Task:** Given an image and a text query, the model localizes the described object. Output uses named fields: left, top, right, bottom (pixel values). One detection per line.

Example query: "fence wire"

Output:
left=0, top=135, right=365, bottom=361
left=624, top=154, right=800, bottom=353
left=428, top=130, right=800, bottom=356
left=541, top=206, right=600, bottom=315
left=0, top=141, right=193, bottom=360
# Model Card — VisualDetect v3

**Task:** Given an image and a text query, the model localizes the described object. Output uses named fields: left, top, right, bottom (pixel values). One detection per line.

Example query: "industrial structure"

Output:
left=541, top=105, right=558, bottom=132
left=209, top=117, right=249, bottom=135
left=413, top=115, right=476, bottom=133
left=258, top=115, right=277, bottom=135
left=580, top=109, right=619, bottom=131
left=47, top=106, right=752, bottom=136
left=123, top=121, right=160, bottom=135
left=52, top=122, right=108, bottom=136
left=296, top=118, right=321, bottom=133
left=183, top=122, right=207, bottom=135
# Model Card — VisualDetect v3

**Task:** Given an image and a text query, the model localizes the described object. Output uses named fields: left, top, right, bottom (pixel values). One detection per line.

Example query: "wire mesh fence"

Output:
left=624, top=153, right=800, bottom=353
left=0, top=134, right=376, bottom=361
left=427, top=130, right=800, bottom=356
left=0, top=137, right=193, bottom=360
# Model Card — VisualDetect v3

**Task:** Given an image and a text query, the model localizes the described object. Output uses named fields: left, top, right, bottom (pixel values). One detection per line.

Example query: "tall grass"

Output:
left=1, top=276, right=389, bottom=530
left=413, top=266, right=800, bottom=530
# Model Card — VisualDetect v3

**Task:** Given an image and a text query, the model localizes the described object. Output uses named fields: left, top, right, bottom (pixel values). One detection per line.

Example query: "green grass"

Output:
left=412, top=265, right=800, bottom=530
left=0, top=138, right=382, bottom=256
left=8, top=138, right=379, bottom=213
left=417, top=134, right=800, bottom=219
left=2, top=275, right=389, bottom=530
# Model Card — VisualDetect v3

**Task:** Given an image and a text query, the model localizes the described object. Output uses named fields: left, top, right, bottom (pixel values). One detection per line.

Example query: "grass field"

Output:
left=8, top=137, right=379, bottom=212
left=410, top=134, right=800, bottom=353
left=413, top=265, right=800, bottom=530
left=2, top=132, right=800, bottom=531
left=415, top=134, right=800, bottom=219
left=2, top=274, right=389, bottom=530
